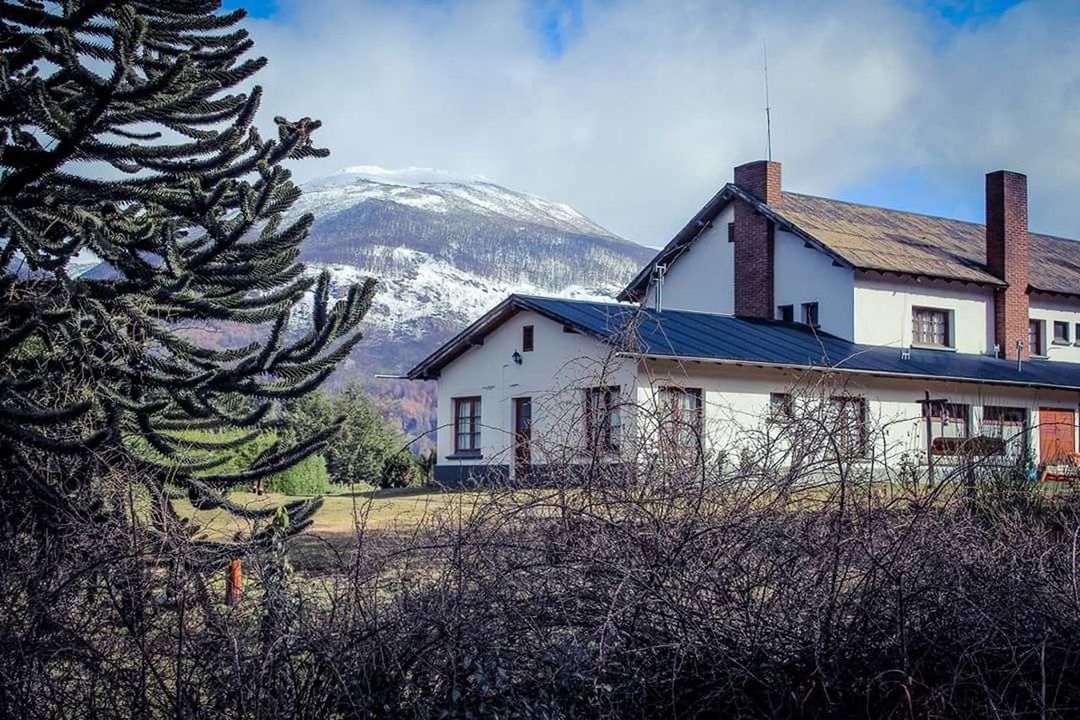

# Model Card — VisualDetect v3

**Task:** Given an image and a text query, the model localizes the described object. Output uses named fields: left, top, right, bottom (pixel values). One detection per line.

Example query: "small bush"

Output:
left=380, top=451, right=419, bottom=489
left=264, top=455, right=332, bottom=496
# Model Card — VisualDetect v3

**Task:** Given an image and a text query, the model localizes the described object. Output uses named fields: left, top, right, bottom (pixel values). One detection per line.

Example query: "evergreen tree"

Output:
left=0, top=1, right=374, bottom=555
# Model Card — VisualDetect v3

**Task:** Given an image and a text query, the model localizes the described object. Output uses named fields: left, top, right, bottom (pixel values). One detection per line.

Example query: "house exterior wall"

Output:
left=637, top=359, right=1079, bottom=468
left=1030, top=293, right=1080, bottom=362
left=853, top=274, right=995, bottom=354
left=648, top=205, right=734, bottom=314
left=434, top=309, right=637, bottom=485
left=773, top=229, right=855, bottom=339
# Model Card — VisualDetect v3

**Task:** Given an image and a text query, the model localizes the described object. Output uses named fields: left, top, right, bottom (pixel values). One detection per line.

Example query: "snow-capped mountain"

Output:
left=290, top=166, right=652, bottom=342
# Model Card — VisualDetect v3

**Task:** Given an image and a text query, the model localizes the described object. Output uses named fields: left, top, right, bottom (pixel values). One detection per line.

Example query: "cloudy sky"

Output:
left=225, top=0, right=1080, bottom=248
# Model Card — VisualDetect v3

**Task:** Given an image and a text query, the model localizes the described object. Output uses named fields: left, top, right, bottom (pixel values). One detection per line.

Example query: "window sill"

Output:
left=910, top=343, right=956, bottom=352
left=447, top=452, right=483, bottom=460
left=1052, top=340, right=1072, bottom=346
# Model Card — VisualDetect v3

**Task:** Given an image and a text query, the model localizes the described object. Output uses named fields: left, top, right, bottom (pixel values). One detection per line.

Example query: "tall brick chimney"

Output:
left=985, top=170, right=1030, bottom=359
left=733, top=160, right=782, bottom=318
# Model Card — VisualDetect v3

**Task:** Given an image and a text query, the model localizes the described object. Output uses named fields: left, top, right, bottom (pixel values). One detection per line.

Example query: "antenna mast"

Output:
left=763, top=40, right=772, bottom=161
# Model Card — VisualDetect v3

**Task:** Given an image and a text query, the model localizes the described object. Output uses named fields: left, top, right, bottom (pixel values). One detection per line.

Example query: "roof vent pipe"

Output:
left=652, top=264, right=666, bottom=312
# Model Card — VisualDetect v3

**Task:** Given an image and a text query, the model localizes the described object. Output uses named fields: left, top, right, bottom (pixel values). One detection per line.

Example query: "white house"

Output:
left=407, top=161, right=1080, bottom=486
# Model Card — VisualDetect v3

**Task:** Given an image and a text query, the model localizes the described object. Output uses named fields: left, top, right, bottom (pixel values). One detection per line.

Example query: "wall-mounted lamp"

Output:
left=512, top=351, right=523, bottom=365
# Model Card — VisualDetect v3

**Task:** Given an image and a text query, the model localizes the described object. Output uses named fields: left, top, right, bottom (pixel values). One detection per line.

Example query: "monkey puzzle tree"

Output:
left=0, top=1, right=374, bottom=555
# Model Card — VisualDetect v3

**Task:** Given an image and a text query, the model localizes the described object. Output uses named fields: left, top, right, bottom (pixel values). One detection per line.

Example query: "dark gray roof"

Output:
left=408, top=295, right=1080, bottom=391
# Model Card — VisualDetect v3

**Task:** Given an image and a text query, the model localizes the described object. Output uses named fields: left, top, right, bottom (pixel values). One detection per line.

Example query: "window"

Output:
left=1029, top=319, right=1044, bottom=355
left=585, top=386, right=621, bottom=454
left=912, top=307, right=951, bottom=347
left=981, top=406, right=1026, bottom=453
left=769, top=392, right=793, bottom=420
left=1076, top=323, right=1080, bottom=346
left=801, top=302, right=819, bottom=327
left=657, top=387, right=703, bottom=450
left=522, top=324, right=534, bottom=352
left=727, top=222, right=735, bottom=242
left=923, top=401, right=970, bottom=455
left=562, top=325, right=578, bottom=334
left=1053, top=321, right=1070, bottom=345
left=777, top=304, right=794, bottom=322
left=829, top=397, right=867, bottom=456
left=453, top=397, right=482, bottom=454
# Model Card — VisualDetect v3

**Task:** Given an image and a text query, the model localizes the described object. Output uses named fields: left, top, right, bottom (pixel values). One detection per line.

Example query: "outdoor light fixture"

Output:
left=512, top=351, right=523, bottom=365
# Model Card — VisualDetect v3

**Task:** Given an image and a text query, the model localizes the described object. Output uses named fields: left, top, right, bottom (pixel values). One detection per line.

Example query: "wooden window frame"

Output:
left=658, top=387, right=704, bottom=450
left=585, top=386, right=621, bottom=454
left=522, top=324, right=535, bottom=352
left=911, top=306, right=952, bottom=348
left=452, top=396, right=482, bottom=456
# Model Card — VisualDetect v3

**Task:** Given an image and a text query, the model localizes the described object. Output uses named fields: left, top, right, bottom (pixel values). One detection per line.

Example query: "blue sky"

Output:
left=223, top=1, right=1080, bottom=245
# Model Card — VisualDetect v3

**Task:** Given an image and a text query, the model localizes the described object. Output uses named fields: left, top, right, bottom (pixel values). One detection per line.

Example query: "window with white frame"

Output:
left=801, top=302, right=819, bottom=328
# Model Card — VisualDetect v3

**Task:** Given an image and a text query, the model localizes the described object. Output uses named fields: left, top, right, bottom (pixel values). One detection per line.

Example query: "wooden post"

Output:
left=225, top=558, right=242, bottom=606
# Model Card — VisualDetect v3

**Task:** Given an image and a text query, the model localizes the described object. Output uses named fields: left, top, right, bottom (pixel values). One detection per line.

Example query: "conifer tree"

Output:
left=0, top=1, right=374, bottom=554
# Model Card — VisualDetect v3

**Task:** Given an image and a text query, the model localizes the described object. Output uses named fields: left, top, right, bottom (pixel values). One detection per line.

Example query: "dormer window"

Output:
left=912, top=307, right=952, bottom=348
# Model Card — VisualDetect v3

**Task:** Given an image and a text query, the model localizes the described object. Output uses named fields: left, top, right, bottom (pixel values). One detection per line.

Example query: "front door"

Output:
left=513, top=397, right=532, bottom=480
left=1039, top=408, right=1076, bottom=465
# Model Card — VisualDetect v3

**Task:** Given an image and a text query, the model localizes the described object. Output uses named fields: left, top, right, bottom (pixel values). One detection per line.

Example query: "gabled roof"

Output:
left=620, top=185, right=1080, bottom=301
left=409, top=295, right=1080, bottom=391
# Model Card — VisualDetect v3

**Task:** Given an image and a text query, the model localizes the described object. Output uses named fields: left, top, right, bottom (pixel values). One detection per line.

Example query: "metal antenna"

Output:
left=763, top=40, right=772, bottom=161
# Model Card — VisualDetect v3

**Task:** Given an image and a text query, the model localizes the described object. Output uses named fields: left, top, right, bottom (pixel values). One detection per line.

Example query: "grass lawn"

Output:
left=175, top=485, right=492, bottom=541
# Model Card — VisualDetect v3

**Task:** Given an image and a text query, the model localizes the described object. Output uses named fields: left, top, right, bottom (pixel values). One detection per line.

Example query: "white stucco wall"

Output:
left=853, top=274, right=995, bottom=354
left=638, top=359, right=1079, bottom=468
left=774, top=229, right=856, bottom=339
left=1030, top=293, right=1080, bottom=363
left=435, top=309, right=637, bottom=477
left=648, top=205, right=734, bottom=314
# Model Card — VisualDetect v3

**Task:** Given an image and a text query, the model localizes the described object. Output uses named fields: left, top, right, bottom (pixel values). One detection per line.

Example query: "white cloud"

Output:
left=245, top=0, right=1080, bottom=245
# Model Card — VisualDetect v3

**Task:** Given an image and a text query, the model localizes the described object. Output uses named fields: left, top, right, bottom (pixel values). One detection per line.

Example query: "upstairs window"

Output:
left=1053, top=321, right=1070, bottom=345
left=585, top=386, right=621, bottom=454
left=912, top=307, right=951, bottom=348
left=801, top=302, right=819, bottom=328
left=777, top=304, right=794, bottom=322
left=727, top=222, right=735, bottom=242
left=522, top=324, right=535, bottom=352
left=453, top=397, right=482, bottom=454
left=1028, top=319, right=1045, bottom=356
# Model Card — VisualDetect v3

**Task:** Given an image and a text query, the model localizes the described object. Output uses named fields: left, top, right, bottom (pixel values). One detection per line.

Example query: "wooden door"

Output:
left=1039, top=408, right=1076, bottom=465
left=513, top=397, right=532, bottom=479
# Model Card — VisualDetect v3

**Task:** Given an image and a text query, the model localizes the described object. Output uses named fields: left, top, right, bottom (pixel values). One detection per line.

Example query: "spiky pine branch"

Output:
left=0, top=0, right=375, bottom=557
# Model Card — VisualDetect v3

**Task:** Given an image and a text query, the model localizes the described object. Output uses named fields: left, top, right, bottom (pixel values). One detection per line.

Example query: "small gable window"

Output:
left=522, top=324, right=534, bottom=352
left=777, top=304, right=794, bottom=322
left=727, top=222, right=735, bottom=242
left=801, top=302, right=819, bottom=328
left=912, top=307, right=952, bottom=348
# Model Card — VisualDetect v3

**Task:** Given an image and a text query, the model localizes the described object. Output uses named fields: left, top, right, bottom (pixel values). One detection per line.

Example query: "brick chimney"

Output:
left=985, top=170, right=1030, bottom=359
left=733, top=160, right=782, bottom=318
